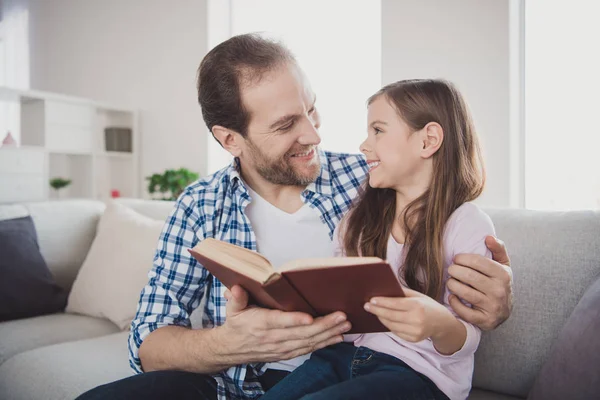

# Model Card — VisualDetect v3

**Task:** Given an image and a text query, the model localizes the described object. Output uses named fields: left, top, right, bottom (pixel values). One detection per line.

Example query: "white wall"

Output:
left=28, top=0, right=209, bottom=194
left=24, top=0, right=517, bottom=205
left=382, top=0, right=516, bottom=207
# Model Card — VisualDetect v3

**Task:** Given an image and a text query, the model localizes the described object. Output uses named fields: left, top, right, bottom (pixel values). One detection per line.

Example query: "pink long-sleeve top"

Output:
left=338, top=203, right=495, bottom=400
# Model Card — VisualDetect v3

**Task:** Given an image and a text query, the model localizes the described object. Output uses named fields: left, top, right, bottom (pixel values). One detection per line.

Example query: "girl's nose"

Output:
left=359, top=139, right=371, bottom=154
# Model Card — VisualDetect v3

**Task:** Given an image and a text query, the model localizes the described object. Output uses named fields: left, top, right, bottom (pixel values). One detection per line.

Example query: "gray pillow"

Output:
left=0, top=216, right=67, bottom=322
left=528, top=276, right=600, bottom=400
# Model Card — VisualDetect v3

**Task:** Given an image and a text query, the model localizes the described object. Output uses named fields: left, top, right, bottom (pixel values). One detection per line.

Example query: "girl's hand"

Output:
left=364, top=287, right=455, bottom=343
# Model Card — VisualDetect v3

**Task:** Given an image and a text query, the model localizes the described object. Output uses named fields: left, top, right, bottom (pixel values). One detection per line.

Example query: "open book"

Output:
left=188, top=238, right=405, bottom=333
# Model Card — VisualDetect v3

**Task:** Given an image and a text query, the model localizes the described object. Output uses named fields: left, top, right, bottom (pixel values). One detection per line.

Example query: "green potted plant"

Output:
left=146, top=168, right=199, bottom=200
left=49, top=177, right=72, bottom=199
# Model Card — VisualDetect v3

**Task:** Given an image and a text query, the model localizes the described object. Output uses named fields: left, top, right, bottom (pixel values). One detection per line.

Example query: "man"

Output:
left=79, top=34, right=513, bottom=400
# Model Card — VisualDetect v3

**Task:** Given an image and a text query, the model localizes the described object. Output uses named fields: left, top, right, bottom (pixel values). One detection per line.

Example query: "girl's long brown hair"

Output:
left=343, top=79, right=485, bottom=300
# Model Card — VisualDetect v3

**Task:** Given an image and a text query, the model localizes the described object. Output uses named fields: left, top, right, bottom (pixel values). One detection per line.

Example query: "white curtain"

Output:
left=0, top=0, right=30, bottom=144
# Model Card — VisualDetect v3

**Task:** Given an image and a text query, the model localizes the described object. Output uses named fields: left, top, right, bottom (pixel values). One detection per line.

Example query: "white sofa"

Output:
left=0, top=199, right=598, bottom=400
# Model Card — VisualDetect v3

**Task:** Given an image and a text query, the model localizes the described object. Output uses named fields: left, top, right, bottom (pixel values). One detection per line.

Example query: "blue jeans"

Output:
left=261, top=343, right=450, bottom=400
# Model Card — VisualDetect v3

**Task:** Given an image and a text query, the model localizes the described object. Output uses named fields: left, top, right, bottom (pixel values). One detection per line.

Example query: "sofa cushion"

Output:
left=527, top=276, right=600, bottom=400
left=21, top=199, right=174, bottom=292
left=116, top=198, right=175, bottom=221
left=25, top=200, right=106, bottom=291
left=468, top=389, right=524, bottom=400
left=0, top=216, right=67, bottom=322
left=0, top=331, right=132, bottom=400
left=0, top=312, right=119, bottom=365
left=473, top=209, right=600, bottom=398
left=66, top=201, right=164, bottom=330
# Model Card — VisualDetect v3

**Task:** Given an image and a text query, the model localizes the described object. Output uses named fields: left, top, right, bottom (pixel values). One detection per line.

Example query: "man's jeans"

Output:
left=261, top=342, right=450, bottom=400
left=75, top=368, right=288, bottom=400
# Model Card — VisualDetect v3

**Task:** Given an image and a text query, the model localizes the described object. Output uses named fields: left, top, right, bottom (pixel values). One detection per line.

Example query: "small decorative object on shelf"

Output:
left=111, top=189, right=121, bottom=198
left=146, top=168, right=199, bottom=201
left=49, top=177, right=72, bottom=199
left=104, top=127, right=132, bottom=152
left=1, top=131, right=17, bottom=147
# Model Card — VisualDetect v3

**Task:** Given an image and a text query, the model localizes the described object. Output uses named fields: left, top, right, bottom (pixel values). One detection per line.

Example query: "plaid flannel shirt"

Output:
left=128, top=149, right=368, bottom=399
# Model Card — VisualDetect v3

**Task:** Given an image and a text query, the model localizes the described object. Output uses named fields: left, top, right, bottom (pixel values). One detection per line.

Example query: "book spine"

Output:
left=263, top=276, right=317, bottom=316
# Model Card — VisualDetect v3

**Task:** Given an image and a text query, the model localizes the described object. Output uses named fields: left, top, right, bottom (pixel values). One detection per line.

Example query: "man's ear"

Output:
left=212, top=125, right=243, bottom=157
left=420, top=122, right=444, bottom=159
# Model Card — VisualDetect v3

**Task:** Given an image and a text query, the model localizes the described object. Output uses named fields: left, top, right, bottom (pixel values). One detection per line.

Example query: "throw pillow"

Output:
left=528, top=276, right=600, bottom=400
left=0, top=216, right=67, bottom=322
left=66, top=201, right=165, bottom=330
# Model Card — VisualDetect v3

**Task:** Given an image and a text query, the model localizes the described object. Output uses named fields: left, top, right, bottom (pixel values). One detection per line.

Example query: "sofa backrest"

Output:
left=1, top=200, right=104, bottom=292
left=474, top=208, right=600, bottom=398
left=116, top=198, right=175, bottom=221
left=3, top=200, right=599, bottom=397
left=0, top=199, right=175, bottom=292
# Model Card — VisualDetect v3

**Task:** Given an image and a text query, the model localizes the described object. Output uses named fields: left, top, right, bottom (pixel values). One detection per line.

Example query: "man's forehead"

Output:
left=241, top=64, right=314, bottom=127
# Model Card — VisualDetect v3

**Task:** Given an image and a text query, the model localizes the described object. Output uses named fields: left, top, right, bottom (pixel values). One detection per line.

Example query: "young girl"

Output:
left=261, top=79, right=495, bottom=400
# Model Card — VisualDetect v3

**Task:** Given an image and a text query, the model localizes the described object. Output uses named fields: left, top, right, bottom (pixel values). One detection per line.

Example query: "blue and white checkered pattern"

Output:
left=128, top=149, right=368, bottom=399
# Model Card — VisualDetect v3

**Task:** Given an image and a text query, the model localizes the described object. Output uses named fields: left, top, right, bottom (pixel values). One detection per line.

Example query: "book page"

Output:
left=279, top=256, right=384, bottom=272
left=194, top=238, right=275, bottom=281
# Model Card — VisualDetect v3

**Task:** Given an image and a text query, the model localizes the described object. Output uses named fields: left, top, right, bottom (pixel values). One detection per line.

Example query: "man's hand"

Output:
left=447, top=236, right=514, bottom=331
left=214, top=285, right=351, bottom=364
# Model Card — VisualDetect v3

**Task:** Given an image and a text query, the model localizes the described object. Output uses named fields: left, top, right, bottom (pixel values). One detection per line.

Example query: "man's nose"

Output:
left=298, top=119, right=321, bottom=146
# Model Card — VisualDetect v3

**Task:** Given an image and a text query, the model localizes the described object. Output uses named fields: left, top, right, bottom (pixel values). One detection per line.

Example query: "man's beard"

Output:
left=246, top=139, right=321, bottom=186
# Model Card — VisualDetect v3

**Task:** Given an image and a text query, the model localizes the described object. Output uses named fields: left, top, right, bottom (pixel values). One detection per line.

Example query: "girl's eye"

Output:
left=374, top=127, right=382, bottom=135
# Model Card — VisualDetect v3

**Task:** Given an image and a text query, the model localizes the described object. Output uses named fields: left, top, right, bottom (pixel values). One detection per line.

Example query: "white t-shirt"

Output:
left=244, top=185, right=334, bottom=371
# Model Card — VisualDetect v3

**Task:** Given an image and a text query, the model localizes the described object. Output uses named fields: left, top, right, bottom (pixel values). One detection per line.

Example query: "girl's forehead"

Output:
left=368, top=97, right=397, bottom=118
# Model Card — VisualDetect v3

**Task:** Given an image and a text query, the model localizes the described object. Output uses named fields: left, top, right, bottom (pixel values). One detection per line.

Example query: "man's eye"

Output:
left=374, top=128, right=382, bottom=135
left=308, top=107, right=315, bottom=114
left=279, top=123, right=294, bottom=132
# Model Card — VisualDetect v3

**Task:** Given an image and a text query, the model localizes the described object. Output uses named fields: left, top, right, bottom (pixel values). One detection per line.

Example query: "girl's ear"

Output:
left=420, top=122, right=444, bottom=159
left=212, top=125, right=243, bottom=157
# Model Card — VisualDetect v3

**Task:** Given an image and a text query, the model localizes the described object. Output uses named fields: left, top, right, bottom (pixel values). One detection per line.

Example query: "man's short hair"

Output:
left=197, top=33, right=295, bottom=138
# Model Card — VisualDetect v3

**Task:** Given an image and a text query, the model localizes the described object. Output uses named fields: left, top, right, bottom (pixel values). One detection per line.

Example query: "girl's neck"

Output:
left=392, top=179, right=430, bottom=244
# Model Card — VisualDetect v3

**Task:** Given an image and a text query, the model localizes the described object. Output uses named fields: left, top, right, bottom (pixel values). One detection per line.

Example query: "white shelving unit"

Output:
left=0, top=86, right=139, bottom=203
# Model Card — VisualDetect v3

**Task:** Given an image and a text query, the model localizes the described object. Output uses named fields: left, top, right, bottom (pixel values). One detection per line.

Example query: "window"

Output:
left=525, top=0, right=600, bottom=210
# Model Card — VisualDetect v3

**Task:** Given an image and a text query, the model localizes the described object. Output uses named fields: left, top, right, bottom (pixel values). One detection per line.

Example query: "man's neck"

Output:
left=241, top=170, right=306, bottom=214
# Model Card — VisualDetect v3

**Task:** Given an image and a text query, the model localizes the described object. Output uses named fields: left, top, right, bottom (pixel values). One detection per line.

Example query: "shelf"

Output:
left=47, top=149, right=93, bottom=156
left=0, top=86, right=139, bottom=202
left=0, top=86, right=134, bottom=113
left=48, top=153, right=93, bottom=199
left=0, top=145, right=45, bottom=151
left=95, top=155, right=136, bottom=199
left=96, top=151, right=134, bottom=159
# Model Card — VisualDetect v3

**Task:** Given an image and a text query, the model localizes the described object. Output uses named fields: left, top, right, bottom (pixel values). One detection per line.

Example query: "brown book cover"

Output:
left=188, top=238, right=405, bottom=333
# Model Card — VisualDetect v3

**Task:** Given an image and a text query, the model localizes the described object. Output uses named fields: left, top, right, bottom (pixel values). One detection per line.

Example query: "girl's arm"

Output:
left=430, top=309, right=468, bottom=355
left=434, top=202, right=495, bottom=356
left=366, top=286, right=474, bottom=355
